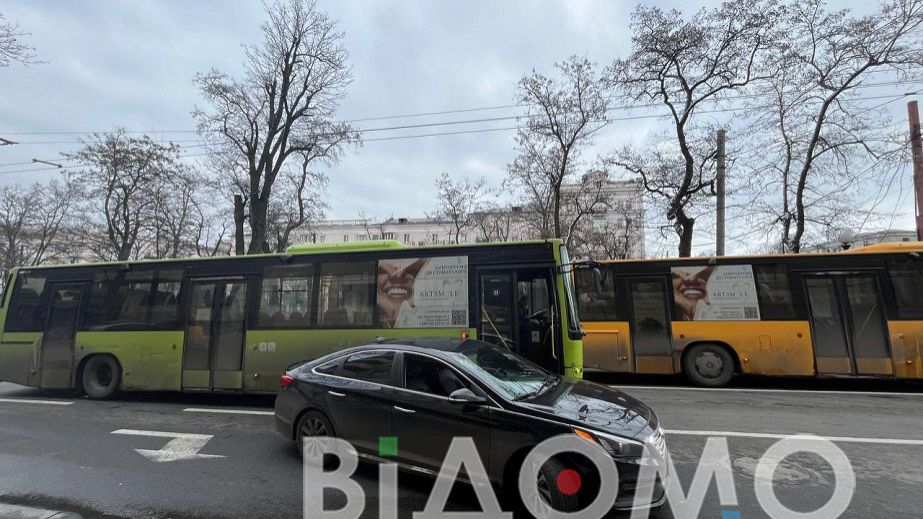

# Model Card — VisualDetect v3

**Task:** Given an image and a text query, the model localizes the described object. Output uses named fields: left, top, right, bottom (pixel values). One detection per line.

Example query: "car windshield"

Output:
left=446, top=340, right=558, bottom=401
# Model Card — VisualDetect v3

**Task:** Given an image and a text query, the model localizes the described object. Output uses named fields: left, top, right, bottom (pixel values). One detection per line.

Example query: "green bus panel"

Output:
left=0, top=332, right=41, bottom=386
left=243, top=328, right=476, bottom=392
left=75, top=331, right=185, bottom=391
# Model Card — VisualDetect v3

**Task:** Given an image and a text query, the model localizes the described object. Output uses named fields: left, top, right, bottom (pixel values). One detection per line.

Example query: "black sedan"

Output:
left=274, top=337, right=667, bottom=513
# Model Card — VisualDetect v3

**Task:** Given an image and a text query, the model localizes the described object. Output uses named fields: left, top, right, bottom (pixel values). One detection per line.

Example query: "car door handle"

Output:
left=393, top=406, right=415, bottom=414
left=328, top=391, right=346, bottom=397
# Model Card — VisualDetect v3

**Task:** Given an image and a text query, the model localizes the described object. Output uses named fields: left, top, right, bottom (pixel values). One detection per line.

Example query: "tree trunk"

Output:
left=233, top=195, right=246, bottom=256
left=676, top=210, right=695, bottom=257
left=247, top=197, right=268, bottom=254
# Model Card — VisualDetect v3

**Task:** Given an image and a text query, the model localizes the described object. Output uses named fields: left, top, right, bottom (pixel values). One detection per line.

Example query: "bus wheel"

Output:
left=683, top=344, right=734, bottom=387
left=81, top=355, right=121, bottom=400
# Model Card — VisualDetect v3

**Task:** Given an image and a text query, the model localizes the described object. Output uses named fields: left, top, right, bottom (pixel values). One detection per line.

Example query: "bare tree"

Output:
left=265, top=167, right=327, bottom=251
left=746, top=0, right=923, bottom=252
left=0, top=12, right=36, bottom=67
left=194, top=0, right=357, bottom=255
left=150, top=167, right=205, bottom=258
left=0, top=178, right=77, bottom=275
left=472, top=202, right=515, bottom=243
left=507, top=56, right=609, bottom=244
left=64, top=130, right=183, bottom=261
left=608, top=129, right=718, bottom=254
left=430, top=173, right=489, bottom=244
left=606, top=0, right=780, bottom=256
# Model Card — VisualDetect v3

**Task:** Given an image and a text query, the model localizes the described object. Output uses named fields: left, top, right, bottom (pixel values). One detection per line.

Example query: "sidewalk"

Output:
left=0, top=504, right=82, bottom=519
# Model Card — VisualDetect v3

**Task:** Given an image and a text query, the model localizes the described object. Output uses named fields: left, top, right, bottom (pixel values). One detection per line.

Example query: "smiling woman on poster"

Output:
left=376, top=258, right=429, bottom=328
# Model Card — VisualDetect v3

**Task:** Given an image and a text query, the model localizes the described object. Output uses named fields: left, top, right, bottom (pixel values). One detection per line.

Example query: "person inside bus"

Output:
left=671, top=266, right=715, bottom=321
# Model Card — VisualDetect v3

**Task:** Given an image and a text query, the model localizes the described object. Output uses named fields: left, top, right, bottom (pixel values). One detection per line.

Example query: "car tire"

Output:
left=532, top=458, right=581, bottom=513
left=295, top=410, right=336, bottom=461
left=81, top=355, right=121, bottom=400
left=683, top=343, right=735, bottom=387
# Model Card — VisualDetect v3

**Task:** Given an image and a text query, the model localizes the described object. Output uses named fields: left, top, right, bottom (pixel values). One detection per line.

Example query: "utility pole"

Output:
left=908, top=101, right=923, bottom=241
left=716, top=129, right=727, bottom=256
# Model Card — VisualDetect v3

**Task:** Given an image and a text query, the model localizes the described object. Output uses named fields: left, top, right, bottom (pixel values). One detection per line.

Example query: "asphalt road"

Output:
left=0, top=378, right=921, bottom=519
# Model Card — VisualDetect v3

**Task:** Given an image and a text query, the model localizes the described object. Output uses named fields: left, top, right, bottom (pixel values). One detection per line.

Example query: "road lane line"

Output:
left=0, top=397, right=74, bottom=406
left=665, top=429, right=923, bottom=445
left=611, top=385, right=923, bottom=397
left=183, top=407, right=274, bottom=416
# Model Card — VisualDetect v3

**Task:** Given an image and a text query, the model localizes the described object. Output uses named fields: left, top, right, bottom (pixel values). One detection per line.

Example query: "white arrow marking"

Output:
left=112, top=429, right=226, bottom=462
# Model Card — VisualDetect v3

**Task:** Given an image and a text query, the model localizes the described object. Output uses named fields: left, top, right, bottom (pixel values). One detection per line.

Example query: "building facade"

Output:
left=804, top=229, right=919, bottom=253
left=297, top=175, right=646, bottom=260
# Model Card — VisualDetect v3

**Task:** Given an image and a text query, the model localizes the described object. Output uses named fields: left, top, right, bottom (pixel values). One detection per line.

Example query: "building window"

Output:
left=258, top=265, right=314, bottom=328
left=431, top=233, right=438, bottom=243
left=343, top=235, right=348, bottom=242
left=403, top=233, right=411, bottom=243
left=316, top=262, right=375, bottom=327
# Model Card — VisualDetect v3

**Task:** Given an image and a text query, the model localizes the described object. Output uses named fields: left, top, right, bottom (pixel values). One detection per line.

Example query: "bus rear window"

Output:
left=5, top=274, right=48, bottom=332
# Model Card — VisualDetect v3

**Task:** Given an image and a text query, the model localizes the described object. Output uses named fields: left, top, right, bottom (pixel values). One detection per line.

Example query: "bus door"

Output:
left=477, top=268, right=559, bottom=372
left=803, top=273, right=892, bottom=376
left=40, top=282, right=84, bottom=388
left=626, top=277, right=674, bottom=374
left=183, top=278, right=249, bottom=390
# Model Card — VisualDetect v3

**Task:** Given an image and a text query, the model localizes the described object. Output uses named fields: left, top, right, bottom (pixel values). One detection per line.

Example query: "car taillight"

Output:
left=281, top=374, right=294, bottom=388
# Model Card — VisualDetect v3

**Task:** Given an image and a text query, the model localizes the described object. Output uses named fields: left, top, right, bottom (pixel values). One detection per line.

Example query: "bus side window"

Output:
left=887, top=259, right=923, bottom=319
left=754, top=264, right=796, bottom=320
left=316, top=262, right=375, bottom=328
left=4, top=274, right=48, bottom=332
left=574, top=268, right=617, bottom=321
left=258, top=264, right=315, bottom=329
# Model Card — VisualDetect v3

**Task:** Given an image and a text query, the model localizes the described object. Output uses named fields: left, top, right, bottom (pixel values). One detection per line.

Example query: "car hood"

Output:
left=512, top=379, right=658, bottom=440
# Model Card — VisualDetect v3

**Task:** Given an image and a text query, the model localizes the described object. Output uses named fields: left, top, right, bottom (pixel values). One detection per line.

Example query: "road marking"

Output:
left=611, top=385, right=923, bottom=397
left=184, top=407, right=274, bottom=416
left=112, top=429, right=226, bottom=462
left=0, top=397, right=74, bottom=406
left=665, top=429, right=923, bottom=446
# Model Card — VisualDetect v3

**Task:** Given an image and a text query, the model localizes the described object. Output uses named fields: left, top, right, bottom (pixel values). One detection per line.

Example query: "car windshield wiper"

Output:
left=513, top=377, right=558, bottom=401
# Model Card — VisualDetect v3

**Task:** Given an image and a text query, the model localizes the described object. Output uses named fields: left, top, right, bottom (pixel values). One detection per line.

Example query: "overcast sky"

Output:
left=0, top=0, right=913, bottom=255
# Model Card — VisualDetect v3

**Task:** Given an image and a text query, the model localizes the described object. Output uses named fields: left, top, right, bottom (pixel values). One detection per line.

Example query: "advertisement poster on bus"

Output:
left=671, top=264, right=760, bottom=321
left=376, top=256, right=468, bottom=328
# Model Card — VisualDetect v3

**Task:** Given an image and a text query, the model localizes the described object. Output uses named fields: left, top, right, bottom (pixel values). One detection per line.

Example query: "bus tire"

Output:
left=683, top=344, right=734, bottom=387
left=81, top=355, right=121, bottom=400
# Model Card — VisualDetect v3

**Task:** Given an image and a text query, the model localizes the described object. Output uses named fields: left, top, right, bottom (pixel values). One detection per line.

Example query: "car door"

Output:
left=323, top=350, right=397, bottom=454
left=390, top=352, right=493, bottom=475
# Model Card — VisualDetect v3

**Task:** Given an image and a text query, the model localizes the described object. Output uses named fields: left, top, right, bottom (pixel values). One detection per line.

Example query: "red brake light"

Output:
left=281, top=374, right=295, bottom=388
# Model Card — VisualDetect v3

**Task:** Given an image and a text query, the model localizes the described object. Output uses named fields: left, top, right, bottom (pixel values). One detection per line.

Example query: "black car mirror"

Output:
left=448, top=388, right=487, bottom=405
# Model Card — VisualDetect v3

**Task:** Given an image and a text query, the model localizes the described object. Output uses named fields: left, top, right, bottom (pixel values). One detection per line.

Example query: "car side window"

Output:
left=403, top=354, right=470, bottom=397
left=341, top=351, right=395, bottom=385
left=313, top=359, right=340, bottom=376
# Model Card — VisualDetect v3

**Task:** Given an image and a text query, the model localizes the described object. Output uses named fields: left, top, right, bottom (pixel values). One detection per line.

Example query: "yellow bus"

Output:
left=574, top=242, right=923, bottom=386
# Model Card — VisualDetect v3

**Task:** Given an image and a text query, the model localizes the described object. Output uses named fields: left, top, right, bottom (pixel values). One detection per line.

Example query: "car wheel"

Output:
left=81, top=355, right=121, bottom=400
left=531, top=458, right=581, bottom=514
left=295, top=410, right=335, bottom=461
left=684, top=343, right=734, bottom=387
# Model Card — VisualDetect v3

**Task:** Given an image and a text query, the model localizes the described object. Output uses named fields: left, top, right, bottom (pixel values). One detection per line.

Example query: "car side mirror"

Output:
left=448, top=388, right=487, bottom=405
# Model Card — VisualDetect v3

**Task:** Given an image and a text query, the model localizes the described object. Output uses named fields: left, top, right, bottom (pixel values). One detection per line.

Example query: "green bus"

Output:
left=0, top=240, right=583, bottom=398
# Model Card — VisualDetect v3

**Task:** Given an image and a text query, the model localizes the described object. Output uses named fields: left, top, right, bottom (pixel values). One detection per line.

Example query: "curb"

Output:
left=0, top=504, right=83, bottom=519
